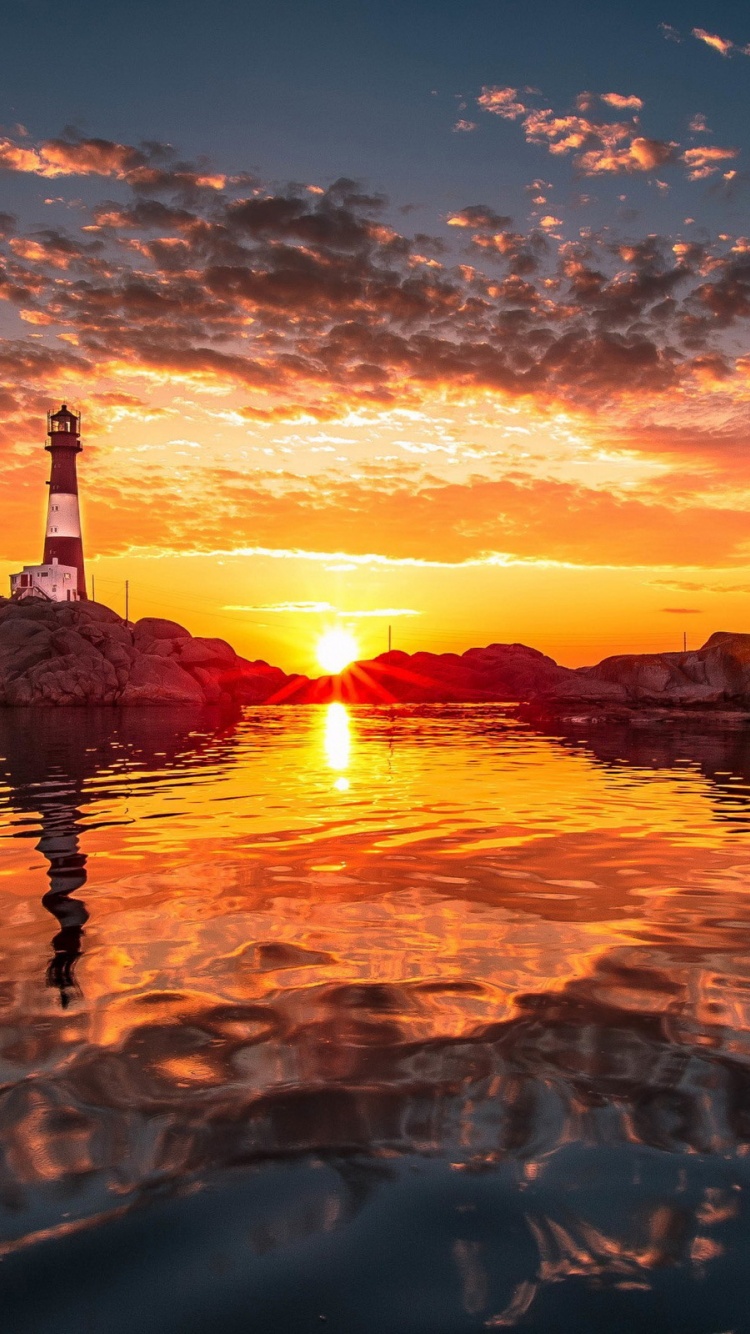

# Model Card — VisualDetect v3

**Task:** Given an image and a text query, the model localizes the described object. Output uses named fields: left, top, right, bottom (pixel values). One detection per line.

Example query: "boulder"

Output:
left=7, top=652, right=119, bottom=706
left=0, top=599, right=299, bottom=706
left=133, top=617, right=191, bottom=646
left=190, top=665, right=229, bottom=703
left=178, top=637, right=237, bottom=667
left=0, top=617, right=51, bottom=650
left=526, top=631, right=750, bottom=718
left=118, top=655, right=205, bottom=705
left=140, top=639, right=178, bottom=658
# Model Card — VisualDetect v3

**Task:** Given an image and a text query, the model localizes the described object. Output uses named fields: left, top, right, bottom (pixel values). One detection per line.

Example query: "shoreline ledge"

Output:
left=1, top=597, right=750, bottom=718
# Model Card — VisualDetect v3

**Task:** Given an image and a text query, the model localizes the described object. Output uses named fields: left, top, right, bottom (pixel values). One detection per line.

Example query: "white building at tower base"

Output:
left=9, top=558, right=80, bottom=602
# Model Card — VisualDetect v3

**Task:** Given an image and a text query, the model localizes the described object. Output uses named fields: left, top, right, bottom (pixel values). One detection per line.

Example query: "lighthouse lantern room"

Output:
left=9, top=404, right=88, bottom=603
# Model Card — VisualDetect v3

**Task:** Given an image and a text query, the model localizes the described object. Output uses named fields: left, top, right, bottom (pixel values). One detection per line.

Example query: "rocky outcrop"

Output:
left=4, top=595, right=750, bottom=714
left=278, top=642, right=570, bottom=704
left=0, top=598, right=288, bottom=707
left=526, top=631, right=750, bottom=720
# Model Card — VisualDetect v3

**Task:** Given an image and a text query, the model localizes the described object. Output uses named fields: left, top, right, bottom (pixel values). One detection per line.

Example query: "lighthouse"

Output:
left=9, top=404, right=87, bottom=602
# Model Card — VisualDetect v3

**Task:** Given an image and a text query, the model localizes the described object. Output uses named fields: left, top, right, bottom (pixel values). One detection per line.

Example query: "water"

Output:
left=1, top=704, right=750, bottom=1332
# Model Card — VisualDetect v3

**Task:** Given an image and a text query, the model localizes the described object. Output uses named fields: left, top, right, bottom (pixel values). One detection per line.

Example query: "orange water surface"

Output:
left=1, top=705, right=750, bottom=1332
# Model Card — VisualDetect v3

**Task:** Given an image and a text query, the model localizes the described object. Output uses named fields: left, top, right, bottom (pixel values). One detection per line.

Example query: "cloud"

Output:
left=446, top=205, right=513, bottom=230
left=83, top=467, right=750, bottom=568
left=651, top=580, right=750, bottom=595
left=0, top=125, right=749, bottom=564
left=660, top=607, right=703, bottom=614
left=0, top=133, right=229, bottom=197
left=682, top=145, right=739, bottom=181
left=341, top=607, right=420, bottom=617
left=600, top=93, right=644, bottom=110
left=475, top=84, right=738, bottom=181
left=476, top=86, right=528, bottom=119
left=223, top=602, right=419, bottom=616
left=692, top=28, right=734, bottom=56
left=452, top=120, right=477, bottom=133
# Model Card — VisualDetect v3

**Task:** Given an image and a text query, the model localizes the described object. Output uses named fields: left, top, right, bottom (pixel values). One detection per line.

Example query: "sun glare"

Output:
left=324, top=702, right=351, bottom=789
left=316, top=628, right=359, bottom=674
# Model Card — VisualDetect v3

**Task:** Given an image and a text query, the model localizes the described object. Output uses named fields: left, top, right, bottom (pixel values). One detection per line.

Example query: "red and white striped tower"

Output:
left=44, top=405, right=87, bottom=599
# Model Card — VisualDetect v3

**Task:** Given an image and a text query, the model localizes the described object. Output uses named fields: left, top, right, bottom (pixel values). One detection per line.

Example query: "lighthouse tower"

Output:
left=43, top=405, right=86, bottom=598
left=9, top=404, right=87, bottom=602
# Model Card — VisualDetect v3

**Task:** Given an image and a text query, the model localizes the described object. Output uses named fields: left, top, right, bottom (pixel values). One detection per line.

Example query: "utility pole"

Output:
left=683, top=630, right=687, bottom=652
left=91, top=574, right=95, bottom=603
left=125, top=579, right=129, bottom=626
left=388, top=623, right=392, bottom=653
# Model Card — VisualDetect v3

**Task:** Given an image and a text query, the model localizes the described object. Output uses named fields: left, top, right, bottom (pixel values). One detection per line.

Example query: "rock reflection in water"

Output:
left=0, top=706, right=750, bottom=1331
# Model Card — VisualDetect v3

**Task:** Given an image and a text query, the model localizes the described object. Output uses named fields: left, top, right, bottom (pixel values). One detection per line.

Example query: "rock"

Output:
left=190, top=665, right=228, bottom=703
left=133, top=617, right=191, bottom=645
left=0, top=617, right=51, bottom=650
left=5, top=593, right=750, bottom=715
left=118, top=655, right=205, bottom=705
left=526, top=631, right=750, bottom=720
left=50, top=628, right=97, bottom=657
left=77, top=621, right=133, bottom=649
left=7, top=653, right=119, bottom=706
left=141, top=638, right=178, bottom=658
left=548, top=675, right=629, bottom=702
left=178, top=637, right=237, bottom=667
left=279, top=641, right=570, bottom=704
left=0, top=600, right=297, bottom=707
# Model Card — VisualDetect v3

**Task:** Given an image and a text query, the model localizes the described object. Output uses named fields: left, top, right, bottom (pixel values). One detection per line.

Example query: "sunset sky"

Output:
left=1, top=0, right=750, bottom=672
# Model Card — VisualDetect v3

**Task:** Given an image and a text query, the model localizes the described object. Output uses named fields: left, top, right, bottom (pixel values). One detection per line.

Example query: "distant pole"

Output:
left=388, top=623, right=392, bottom=653
left=683, top=630, right=687, bottom=652
left=91, top=574, right=95, bottom=603
left=125, top=579, right=129, bottom=625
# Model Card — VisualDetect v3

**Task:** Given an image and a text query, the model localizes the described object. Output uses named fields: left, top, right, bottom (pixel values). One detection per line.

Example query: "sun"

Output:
left=316, top=627, right=359, bottom=675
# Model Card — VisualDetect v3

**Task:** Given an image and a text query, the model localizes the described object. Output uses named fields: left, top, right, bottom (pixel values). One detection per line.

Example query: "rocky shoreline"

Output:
left=0, top=598, right=288, bottom=707
left=2, top=596, right=750, bottom=718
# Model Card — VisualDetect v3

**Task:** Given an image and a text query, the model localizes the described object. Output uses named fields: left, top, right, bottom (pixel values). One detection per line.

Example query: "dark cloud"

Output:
left=447, top=205, right=513, bottom=230
left=0, top=128, right=748, bottom=434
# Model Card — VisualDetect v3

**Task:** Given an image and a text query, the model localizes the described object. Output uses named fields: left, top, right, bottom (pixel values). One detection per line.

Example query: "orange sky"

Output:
left=1, top=124, right=749, bottom=673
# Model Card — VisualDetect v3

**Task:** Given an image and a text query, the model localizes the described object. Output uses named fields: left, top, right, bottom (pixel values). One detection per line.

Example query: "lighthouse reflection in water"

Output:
left=3, top=704, right=750, bottom=1331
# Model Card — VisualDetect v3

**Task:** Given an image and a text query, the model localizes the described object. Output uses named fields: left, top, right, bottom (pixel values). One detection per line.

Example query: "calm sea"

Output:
left=1, top=704, right=750, bottom=1333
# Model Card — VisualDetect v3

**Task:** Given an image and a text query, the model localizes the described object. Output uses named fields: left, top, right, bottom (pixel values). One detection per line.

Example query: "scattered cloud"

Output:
left=600, top=93, right=643, bottom=111
left=682, top=145, right=739, bottom=180
left=477, top=86, right=528, bottom=120
left=660, top=606, right=703, bottom=614
left=691, top=27, right=750, bottom=57
left=453, top=120, right=477, bottom=133
left=0, top=129, right=749, bottom=573
left=475, top=84, right=737, bottom=181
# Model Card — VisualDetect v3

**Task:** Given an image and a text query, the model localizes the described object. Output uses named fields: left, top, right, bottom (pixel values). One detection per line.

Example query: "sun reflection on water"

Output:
left=323, top=701, right=351, bottom=790
left=3, top=710, right=750, bottom=1327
